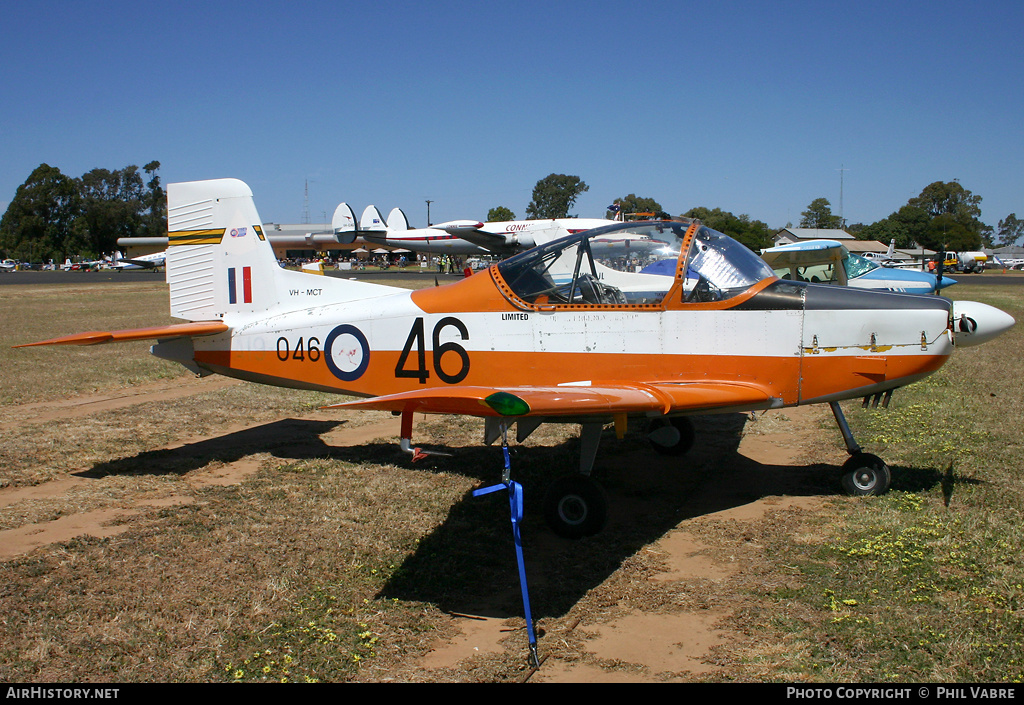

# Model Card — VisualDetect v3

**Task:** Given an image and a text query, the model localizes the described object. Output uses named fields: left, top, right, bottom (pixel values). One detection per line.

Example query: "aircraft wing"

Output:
left=325, top=380, right=778, bottom=418
left=14, top=321, right=229, bottom=347
left=760, top=239, right=845, bottom=268
left=431, top=222, right=512, bottom=252
left=455, top=230, right=513, bottom=251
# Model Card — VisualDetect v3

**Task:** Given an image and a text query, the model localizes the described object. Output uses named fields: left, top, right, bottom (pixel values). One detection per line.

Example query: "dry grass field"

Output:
left=1, top=273, right=1022, bottom=683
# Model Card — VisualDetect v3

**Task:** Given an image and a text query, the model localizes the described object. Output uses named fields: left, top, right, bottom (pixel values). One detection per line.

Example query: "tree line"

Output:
left=4, top=165, right=1020, bottom=262
left=0, top=162, right=165, bottom=262
left=492, top=173, right=1021, bottom=253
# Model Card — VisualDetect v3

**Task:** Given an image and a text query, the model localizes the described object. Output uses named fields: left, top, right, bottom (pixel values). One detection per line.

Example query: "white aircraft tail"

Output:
left=886, top=239, right=895, bottom=258
left=386, top=207, right=409, bottom=232
left=166, top=179, right=398, bottom=321
left=359, top=205, right=388, bottom=232
left=332, top=203, right=357, bottom=233
left=331, top=202, right=359, bottom=244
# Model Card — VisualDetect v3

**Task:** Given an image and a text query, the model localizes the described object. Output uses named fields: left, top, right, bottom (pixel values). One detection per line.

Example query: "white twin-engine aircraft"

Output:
left=330, top=201, right=666, bottom=257
left=111, top=250, right=167, bottom=271
left=20, top=179, right=1015, bottom=666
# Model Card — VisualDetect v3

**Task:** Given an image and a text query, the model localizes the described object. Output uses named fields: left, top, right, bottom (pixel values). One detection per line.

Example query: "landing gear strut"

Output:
left=829, top=401, right=891, bottom=496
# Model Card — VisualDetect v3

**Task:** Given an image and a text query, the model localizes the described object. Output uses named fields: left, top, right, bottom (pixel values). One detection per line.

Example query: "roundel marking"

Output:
left=324, top=324, right=370, bottom=382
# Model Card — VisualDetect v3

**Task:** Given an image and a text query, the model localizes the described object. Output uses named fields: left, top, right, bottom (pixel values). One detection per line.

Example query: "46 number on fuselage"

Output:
left=395, top=316, right=470, bottom=384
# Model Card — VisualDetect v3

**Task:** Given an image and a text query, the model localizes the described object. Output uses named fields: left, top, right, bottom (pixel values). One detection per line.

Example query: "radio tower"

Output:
left=838, top=165, right=848, bottom=228
left=302, top=179, right=310, bottom=224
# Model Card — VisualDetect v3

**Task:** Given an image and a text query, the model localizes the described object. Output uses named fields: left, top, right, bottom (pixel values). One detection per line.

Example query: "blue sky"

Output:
left=2, top=0, right=1021, bottom=233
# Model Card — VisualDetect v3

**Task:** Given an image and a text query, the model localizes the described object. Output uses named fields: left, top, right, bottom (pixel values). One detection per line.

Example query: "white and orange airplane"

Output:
left=17, top=177, right=1016, bottom=666
left=19, top=178, right=1016, bottom=536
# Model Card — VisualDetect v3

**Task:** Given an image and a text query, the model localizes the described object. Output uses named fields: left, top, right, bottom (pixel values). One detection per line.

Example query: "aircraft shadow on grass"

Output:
left=75, top=413, right=971, bottom=620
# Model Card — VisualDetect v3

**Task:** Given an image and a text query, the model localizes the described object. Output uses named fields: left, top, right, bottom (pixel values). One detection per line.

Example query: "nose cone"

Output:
left=951, top=301, right=1016, bottom=347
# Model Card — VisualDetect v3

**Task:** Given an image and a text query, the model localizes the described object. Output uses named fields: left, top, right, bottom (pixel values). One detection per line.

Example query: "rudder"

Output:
left=166, top=178, right=280, bottom=321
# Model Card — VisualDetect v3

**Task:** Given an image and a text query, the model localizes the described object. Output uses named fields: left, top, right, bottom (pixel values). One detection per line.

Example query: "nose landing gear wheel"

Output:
left=840, top=453, right=891, bottom=496
left=543, top=475, right=608, bottom=539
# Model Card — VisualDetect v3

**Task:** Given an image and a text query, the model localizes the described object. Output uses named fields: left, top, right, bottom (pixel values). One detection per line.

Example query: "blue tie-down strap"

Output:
left=472, top=477, right=540, bottom=667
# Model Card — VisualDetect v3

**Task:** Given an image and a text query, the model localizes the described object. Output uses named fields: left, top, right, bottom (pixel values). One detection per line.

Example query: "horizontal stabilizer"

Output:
left=387, top=207, right=410, bottom=232
left=360, top=206, right=388, bottom=232
left=15, top=321, right=229, bottom=347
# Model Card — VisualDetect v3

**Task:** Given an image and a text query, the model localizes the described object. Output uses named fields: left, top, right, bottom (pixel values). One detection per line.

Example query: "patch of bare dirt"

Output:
left=0, top=381, right=405, bottom=560
left=409, top=406, right=832, bottom=682
left=0, top=375, right=241, bottom=431
left=1, top=380, right=839, bottom=682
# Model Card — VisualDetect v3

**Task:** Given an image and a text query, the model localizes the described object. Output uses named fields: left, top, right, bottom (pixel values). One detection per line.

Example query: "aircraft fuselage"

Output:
left=177, top=274, right=953, bottom=415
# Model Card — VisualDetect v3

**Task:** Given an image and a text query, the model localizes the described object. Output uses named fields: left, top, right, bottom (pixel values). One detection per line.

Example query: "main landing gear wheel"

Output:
left=647, top=416, right=696, bottom=456
left=543, top=475, right=609, bottom=539
left=840, top=453, right=891, bottom=496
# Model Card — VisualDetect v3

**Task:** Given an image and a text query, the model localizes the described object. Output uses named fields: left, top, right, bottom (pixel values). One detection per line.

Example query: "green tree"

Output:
left=1, top=162, right=165, bottom=262
left=682, top=206, right=772, bottom=251
left=0, top=163, right=83, bottom=261
left=487, top=206, right=515, bottom=222
left=76, top=166, right=146, bottom=255
left=799, top=198, right=842, bottom=229
left=608, top=194, right=668, bottom=220
left=905, top=181, right=984, bottom=251
left=926, top=213, right=980, bottom=252
left=525, top=174, right=588, bottom=219
left=853, top=205, right=929, bottom=249
left=909, top=181, right=981, bottom=222
left=143, top=161, right=166, bottom=239
left=996, top=213, right=1023, bottom=246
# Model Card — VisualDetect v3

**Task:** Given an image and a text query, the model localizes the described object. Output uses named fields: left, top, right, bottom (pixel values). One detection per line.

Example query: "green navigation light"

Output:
left=485, top=391, right=531, bottom=417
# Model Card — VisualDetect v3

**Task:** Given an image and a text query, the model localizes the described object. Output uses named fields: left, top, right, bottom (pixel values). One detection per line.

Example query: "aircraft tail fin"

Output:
left=167, top=179, right=399, bottom=322
left=332, top=203, right=358, bottom=244
left=360, top=205, right=388, bottom=232
left=386, top=207, right=409, bottom=232
left=886, top=239, right=895, bottom=258
left=166, top=178, right=279, bottom=320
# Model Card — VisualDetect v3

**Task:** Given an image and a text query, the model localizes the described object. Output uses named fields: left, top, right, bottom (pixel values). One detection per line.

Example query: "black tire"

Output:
left=840, top=453, right=891, bottom=496
left=647, top=416, right=696, bottom=456
left=543, top=475, right=609, bottom=539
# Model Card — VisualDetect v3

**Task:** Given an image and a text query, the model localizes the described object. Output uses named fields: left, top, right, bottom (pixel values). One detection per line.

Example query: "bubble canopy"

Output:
left=495, top=220, right=776, bottom=307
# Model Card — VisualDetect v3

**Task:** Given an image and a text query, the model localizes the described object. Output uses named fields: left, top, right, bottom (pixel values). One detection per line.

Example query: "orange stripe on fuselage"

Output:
left=799, top=351, right=949, bottom=402
left=194, top=348, right=803, bottom=403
